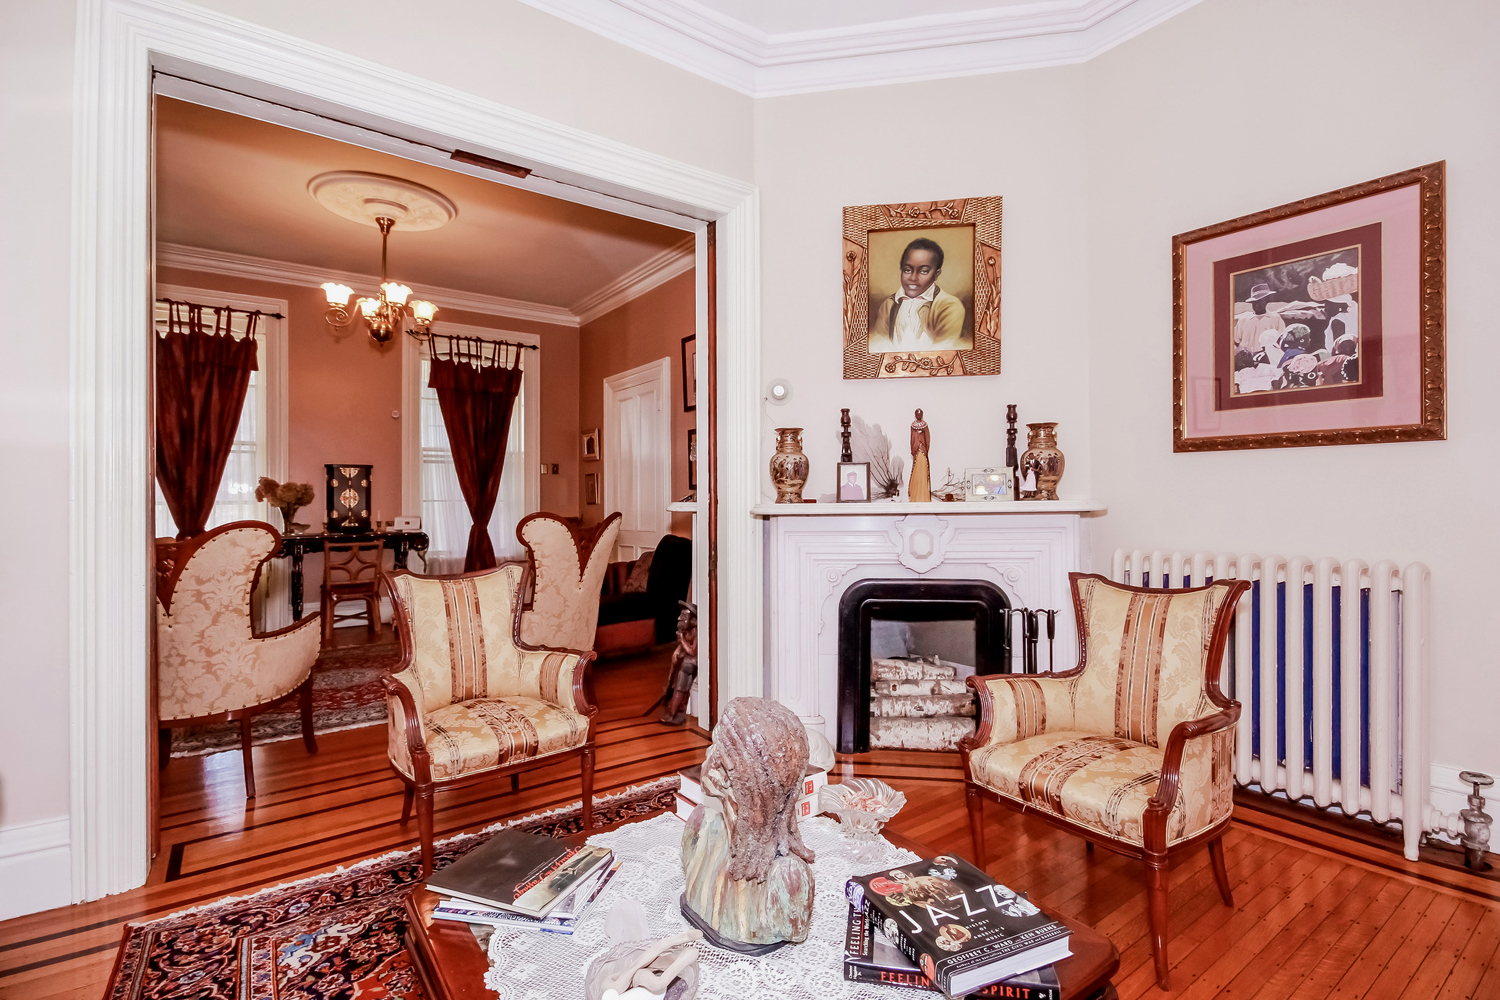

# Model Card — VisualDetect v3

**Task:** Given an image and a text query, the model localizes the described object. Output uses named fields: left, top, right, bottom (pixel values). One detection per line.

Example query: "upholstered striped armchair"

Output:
left=960, top=572, right=1249, bottom=989
left=383, top=563, right=597, bottom=873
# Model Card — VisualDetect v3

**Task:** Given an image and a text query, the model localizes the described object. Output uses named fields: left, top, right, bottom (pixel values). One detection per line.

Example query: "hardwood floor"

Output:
left=2, top=644, right=1497, bottom=999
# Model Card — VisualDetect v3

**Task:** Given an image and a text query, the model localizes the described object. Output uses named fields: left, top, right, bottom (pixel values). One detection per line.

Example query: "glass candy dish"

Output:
left=818, top=778, right=906, bottom=841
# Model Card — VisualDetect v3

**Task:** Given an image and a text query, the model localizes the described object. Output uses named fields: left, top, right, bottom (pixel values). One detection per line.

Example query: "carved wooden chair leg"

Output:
left=158, top=727, right=172, bottom=770
left=417, top=785, right=436, bottom=876
left=580, top=746, right=595, bottom=830
left=400, top=786, right=415, bottom=825
left=1209, top=835, right=1234, bottom=906
left=1144, top=851, right=1171, bottom=989
left=240, top=717, right=257, bottom=799
left=965, top=782, right=987, bottom=867
left=298, top=676, right=318, bottom=754
left=367, top=595, right=381, bottom=638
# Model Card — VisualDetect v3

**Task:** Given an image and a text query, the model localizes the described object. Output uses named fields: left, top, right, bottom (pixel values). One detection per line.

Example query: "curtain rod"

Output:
left=155, top=296, right=285, bottom=320
left=415, top=330, right=538, bottom=351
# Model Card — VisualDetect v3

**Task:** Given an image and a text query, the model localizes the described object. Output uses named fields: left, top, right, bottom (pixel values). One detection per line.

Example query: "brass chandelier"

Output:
left=308, top=170, right=456, bottom=345
left=320, top=217, right=437, bottom=344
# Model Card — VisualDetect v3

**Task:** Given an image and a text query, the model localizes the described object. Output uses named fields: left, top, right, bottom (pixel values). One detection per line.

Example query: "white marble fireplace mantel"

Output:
left=755, top=500, right=1106, bottom=741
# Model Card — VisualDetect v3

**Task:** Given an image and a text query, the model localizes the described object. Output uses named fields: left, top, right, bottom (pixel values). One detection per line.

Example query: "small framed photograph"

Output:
left=835, top=462, right=871, bottom=503
left=681, top=335, right=697, bottom=411
left=581, top=428, right=600, bottom=462
left=687, top=428, right=697, bottom=490
left=584, top=472, right=600, bottom=505
left=964, top=467, right=1014, bottom=502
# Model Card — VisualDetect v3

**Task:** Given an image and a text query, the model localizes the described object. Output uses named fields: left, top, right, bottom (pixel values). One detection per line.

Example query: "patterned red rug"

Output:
left=105, top=779, right=679, bottom=1000
left=169, top=640, right=400, bottom=757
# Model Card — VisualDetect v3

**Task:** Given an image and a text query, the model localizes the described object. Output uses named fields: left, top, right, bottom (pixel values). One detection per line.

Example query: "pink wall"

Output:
left=577, top=270, right=695, bottom=536
left=157, top=265, right=580, bottom=523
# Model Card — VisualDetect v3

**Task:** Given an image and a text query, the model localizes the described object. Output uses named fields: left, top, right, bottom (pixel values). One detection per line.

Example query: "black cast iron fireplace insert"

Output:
left=836, top=578, right=1013, bottom=754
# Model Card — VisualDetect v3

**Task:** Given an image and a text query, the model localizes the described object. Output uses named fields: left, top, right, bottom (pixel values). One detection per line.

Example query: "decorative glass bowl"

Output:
left=818, top=778, right=907, bottom=841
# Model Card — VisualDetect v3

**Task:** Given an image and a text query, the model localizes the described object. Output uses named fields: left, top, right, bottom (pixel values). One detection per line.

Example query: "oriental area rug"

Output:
left=168, top=640, right=400, bottom=757
left=105, top=779, right=679, bottom=1000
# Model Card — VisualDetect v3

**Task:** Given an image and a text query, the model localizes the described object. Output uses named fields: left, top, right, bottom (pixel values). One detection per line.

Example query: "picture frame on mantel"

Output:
left=843, top=198, right=1002, bottom=380
left=1173, top=162, right=1446, bottom=452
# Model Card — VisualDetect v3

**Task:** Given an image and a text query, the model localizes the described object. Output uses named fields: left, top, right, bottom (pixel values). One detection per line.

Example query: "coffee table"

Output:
left=404, top=817, right=1119, bottom=1000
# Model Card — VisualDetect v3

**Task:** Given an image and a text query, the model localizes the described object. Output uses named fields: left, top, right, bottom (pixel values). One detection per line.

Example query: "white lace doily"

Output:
left=483, top=813, right=921, bottom=1000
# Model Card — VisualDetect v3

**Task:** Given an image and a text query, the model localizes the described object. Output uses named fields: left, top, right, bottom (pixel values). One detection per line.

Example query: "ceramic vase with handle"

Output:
left=1020, top=422, right=1065, bottom=500
left=770, top=428, right=810, bottom=503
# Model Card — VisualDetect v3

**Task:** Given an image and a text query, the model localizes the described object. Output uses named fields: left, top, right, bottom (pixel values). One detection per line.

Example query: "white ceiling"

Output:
left=699, top=0, right=1038, bottom=35
left=515, top=0, right=1204, bottom=96
left=154, top=98, right=686, bottom=313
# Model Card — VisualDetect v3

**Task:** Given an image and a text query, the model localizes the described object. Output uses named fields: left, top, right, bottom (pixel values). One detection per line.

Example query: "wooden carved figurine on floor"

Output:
left=680, top=697, right=815, bottom=954
left=909, top=408, right=931, bottom=502
left=659, top=602, right=697, bottom=726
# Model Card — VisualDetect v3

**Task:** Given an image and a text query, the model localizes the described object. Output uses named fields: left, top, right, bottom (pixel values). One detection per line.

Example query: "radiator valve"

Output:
left=1459, top=770, right=1493, bottom=870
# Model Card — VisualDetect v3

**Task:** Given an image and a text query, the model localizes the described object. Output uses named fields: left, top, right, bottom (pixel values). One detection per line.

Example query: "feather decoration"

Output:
left=849, top=415, right=905, bottom=500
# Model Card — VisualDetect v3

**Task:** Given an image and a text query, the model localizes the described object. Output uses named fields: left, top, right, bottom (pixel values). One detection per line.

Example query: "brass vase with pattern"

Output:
left=769, top=428, right=810, bottom=504
left=1020, top=422, right=1065, bottom=500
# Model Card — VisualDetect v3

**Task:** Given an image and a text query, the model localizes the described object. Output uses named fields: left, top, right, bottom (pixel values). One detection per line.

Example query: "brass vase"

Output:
left=770, top=428, right=810, bottom=503
left=1020, top=422, right=1065, bottom=500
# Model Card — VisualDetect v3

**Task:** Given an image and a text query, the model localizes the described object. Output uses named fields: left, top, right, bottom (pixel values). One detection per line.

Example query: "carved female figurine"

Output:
left=680, top=697, right=815, bottom=953
left=908, top=409, right=931, bottom=502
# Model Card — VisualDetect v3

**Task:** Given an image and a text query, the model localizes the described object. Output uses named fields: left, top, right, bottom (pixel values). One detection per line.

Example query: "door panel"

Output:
left=603, top=358, right=672, bottom=561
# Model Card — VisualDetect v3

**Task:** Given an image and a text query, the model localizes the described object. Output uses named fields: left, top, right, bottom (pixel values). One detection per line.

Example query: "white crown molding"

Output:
left=572, top=235, right=695, bottom=325
left=157, top=243, right=582, bottom=328
left=515, top=0, right=1204, bottom=96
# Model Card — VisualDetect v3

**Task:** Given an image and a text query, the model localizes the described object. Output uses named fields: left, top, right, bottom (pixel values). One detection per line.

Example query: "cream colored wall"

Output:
left=753, top=68, right=1093, bottom=503
left=0, top=0, right=76, bottom=898
left=1082, top=0, right=1500, bottom=780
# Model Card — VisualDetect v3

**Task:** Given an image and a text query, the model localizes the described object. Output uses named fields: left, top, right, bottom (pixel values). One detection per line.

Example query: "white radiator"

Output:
left=1110, top=550, right=1461, bottom=860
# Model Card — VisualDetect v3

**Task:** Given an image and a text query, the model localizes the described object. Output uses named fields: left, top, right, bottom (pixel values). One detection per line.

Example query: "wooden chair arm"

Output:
left=381, top=672, right=428, bottom=760
left=254, top=610, right=321, bottom=641
left=1146, top=703, right=1242, bottom=822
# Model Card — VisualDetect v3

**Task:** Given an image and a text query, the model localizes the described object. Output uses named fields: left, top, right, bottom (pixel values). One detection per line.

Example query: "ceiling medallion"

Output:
left=308, top=171, right=458, bottom=345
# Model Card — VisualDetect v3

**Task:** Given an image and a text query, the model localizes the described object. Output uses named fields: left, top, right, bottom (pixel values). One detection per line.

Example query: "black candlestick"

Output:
left=1005, top=404, right=1019, bottom=500
left=839, top=408, right=853, bottom=463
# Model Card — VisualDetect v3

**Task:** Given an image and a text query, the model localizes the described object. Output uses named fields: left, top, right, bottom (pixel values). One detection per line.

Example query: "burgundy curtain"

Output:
left=429, top=351, right=523, bottom=571
left=155, top=303, right=260, bottom=540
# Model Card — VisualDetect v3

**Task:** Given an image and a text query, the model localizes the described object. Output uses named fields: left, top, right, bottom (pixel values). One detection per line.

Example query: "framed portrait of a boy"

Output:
left=843, top=198, right=1002, bottom=379
left=1173, top=163, right=1445, bottom=451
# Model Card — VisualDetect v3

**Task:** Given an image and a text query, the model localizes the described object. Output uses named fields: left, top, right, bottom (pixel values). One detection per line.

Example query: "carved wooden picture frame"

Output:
left=843, top=198, right=1002, bottom=379
left=1173, top=162, right=1445, bottom=451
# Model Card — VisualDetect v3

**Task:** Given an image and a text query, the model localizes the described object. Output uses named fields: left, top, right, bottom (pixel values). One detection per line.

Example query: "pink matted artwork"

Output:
left=1172, top=163, right=1446, bottom=452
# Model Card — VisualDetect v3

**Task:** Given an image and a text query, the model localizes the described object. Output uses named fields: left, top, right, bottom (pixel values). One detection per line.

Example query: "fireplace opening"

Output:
left=837, top=579, right=1012, bottom=754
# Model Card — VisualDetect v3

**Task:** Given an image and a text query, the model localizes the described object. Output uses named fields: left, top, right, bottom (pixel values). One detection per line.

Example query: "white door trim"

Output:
left=72, top=0, right=761, bottom=902
left=602, top=357, right=673, bottom=560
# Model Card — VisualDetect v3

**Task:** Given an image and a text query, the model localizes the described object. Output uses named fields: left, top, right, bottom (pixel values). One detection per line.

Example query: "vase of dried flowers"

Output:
left=255, top=477, right=316, bottom=534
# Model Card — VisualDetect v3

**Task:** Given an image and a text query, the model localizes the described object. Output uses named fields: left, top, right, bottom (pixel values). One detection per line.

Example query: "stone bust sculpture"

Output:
left=679, top=697, right=816, bottom=953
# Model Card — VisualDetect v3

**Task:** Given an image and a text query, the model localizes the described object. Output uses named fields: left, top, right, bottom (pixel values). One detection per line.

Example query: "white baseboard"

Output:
left=0, top=817, right=72, bottom=919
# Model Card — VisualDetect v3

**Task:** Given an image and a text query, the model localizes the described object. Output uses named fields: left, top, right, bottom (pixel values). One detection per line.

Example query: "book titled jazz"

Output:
left=426, top=829, right=613, bottom=919
left=843, top=906, right=1060, bottom=1000
left=846, top=855, right=1072, bottom=999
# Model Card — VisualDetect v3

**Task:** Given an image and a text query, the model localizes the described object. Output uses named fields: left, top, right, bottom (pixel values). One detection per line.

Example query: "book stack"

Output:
left=846, top=855, right=1071, bottom=999
left=675, top=763, right=829, bottom=821
left=425, top=829, right=619, bottom=936
left=844, top=906, right=1060, bottom=999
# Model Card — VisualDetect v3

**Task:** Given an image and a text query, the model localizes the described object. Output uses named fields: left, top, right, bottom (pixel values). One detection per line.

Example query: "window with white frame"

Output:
left=418, top=353, right=530, bottom=572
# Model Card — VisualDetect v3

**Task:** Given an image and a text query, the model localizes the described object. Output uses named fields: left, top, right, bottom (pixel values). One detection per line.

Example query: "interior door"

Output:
left=603, top=358, right=672, bottom=561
